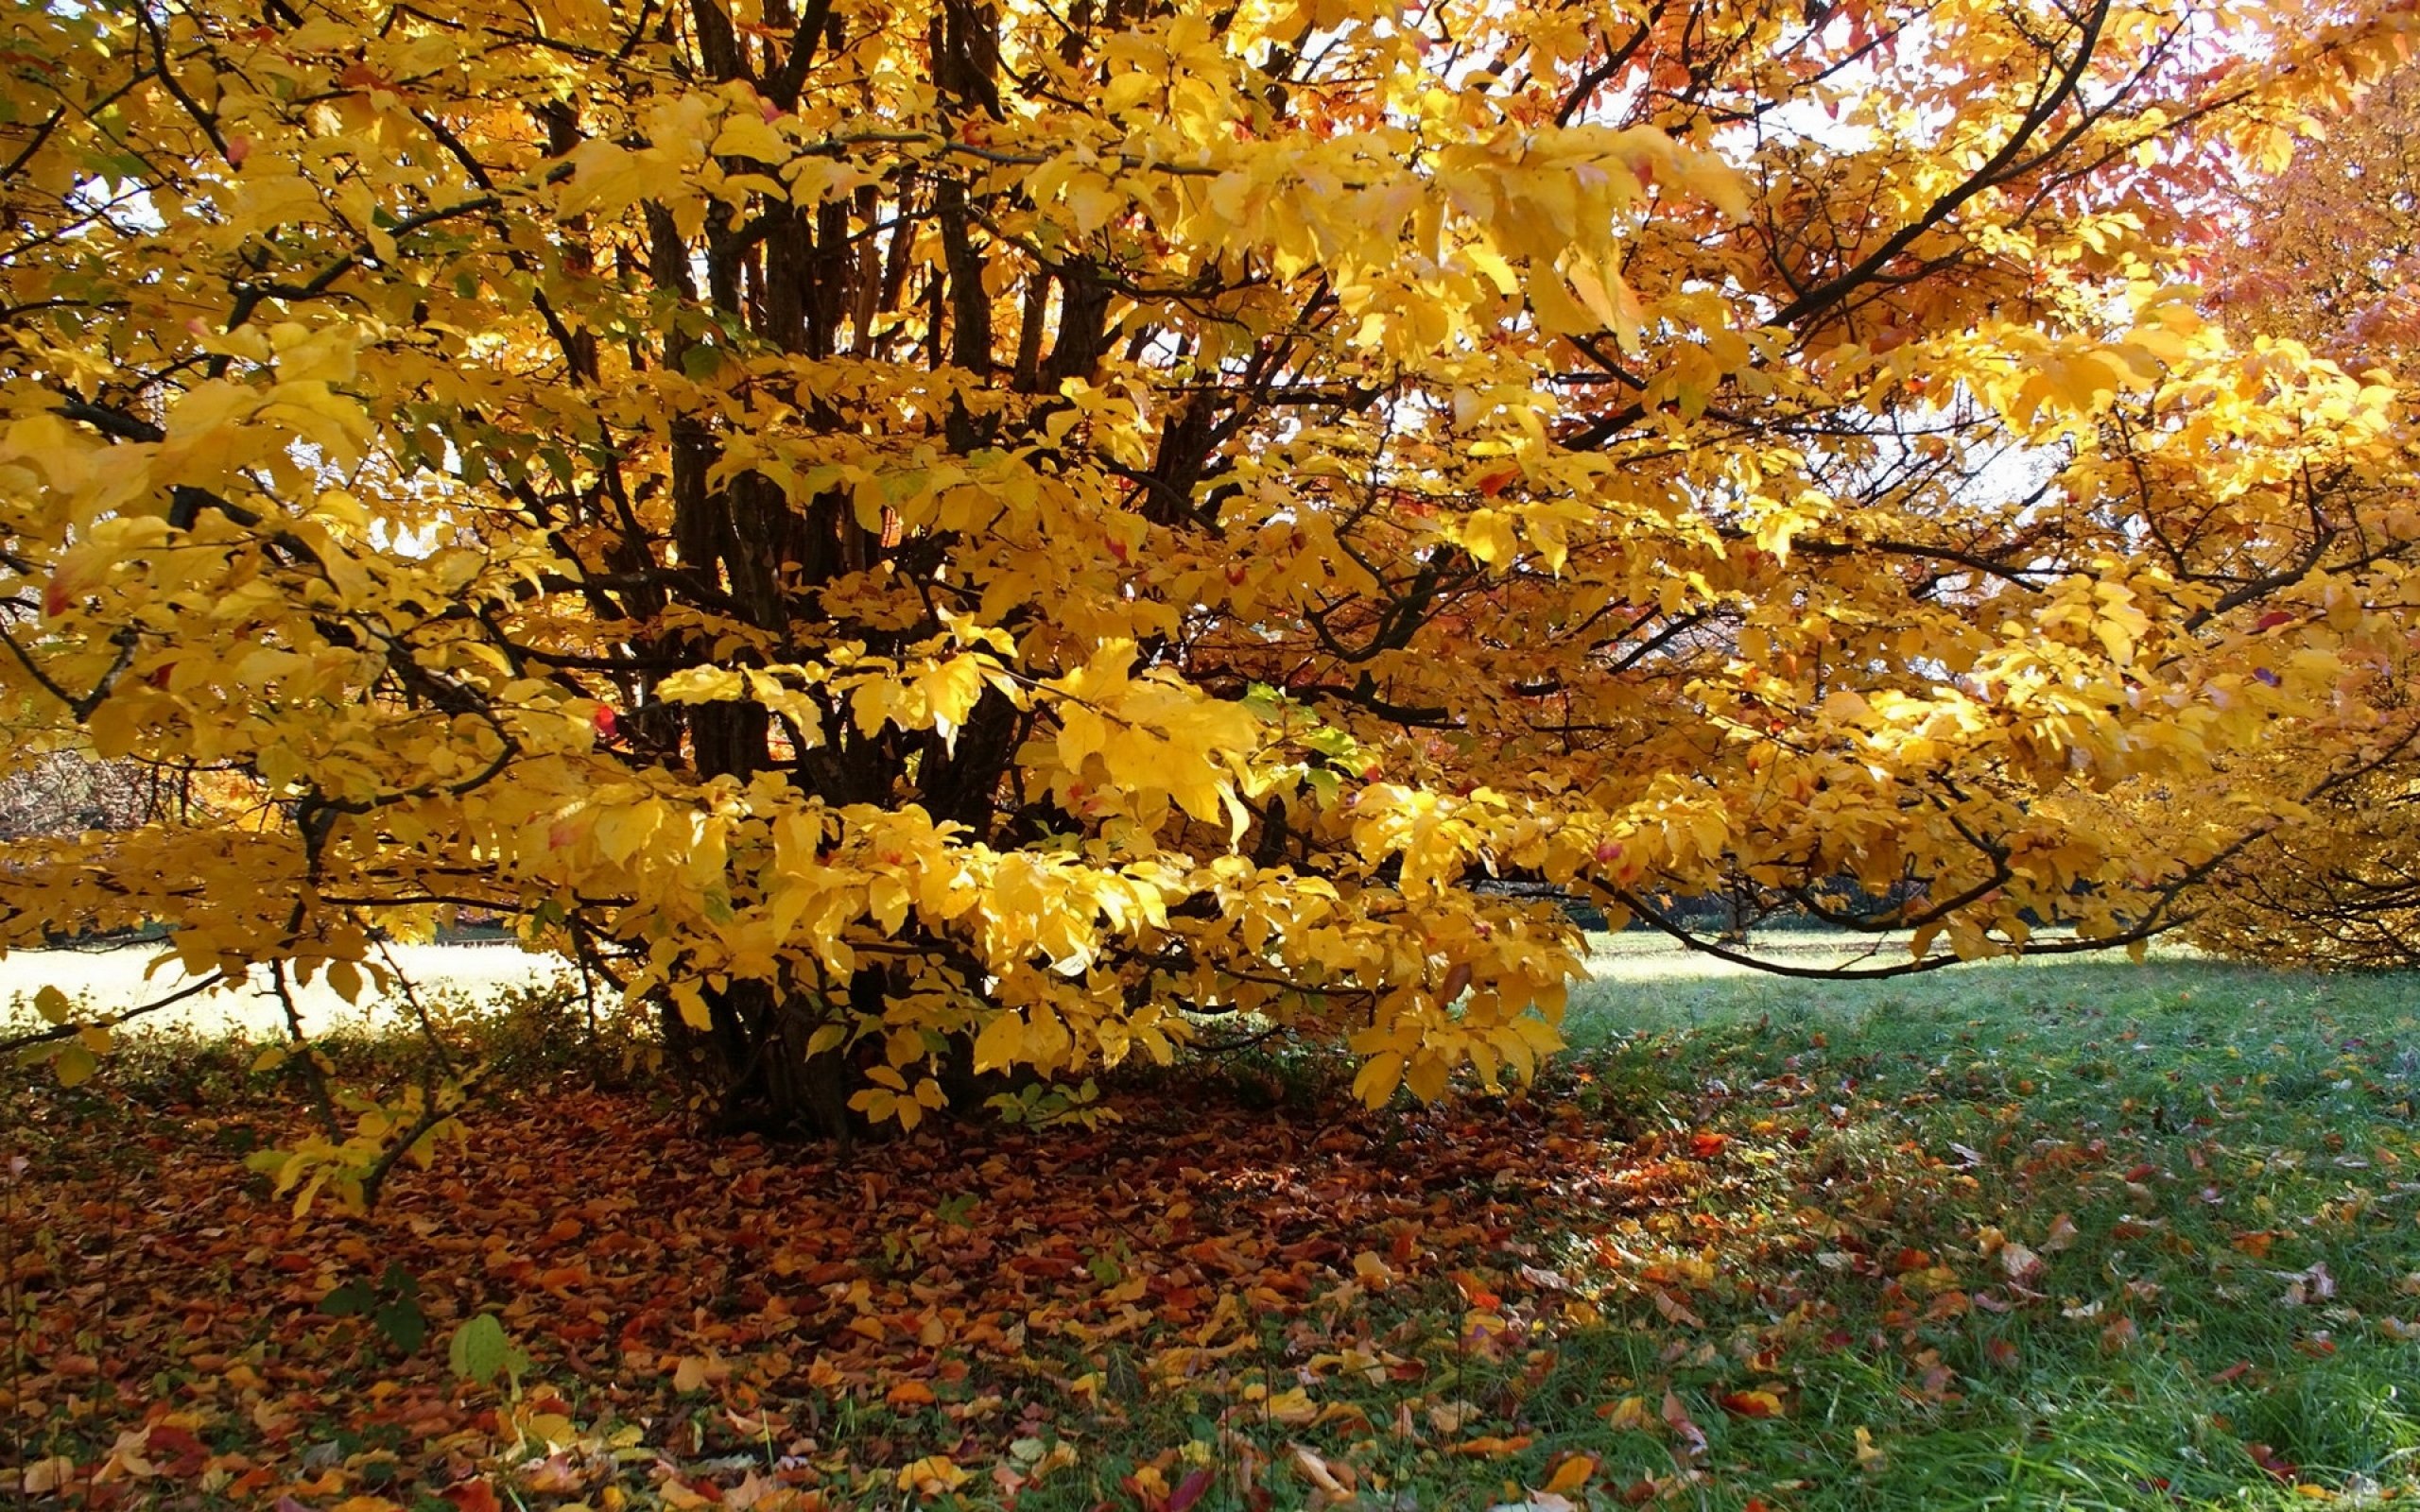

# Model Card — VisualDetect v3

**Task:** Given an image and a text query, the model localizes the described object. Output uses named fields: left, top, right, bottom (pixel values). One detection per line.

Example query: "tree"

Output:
left=2102, top=67, right=2420, bottom=969
left=4, top=0, right=2416, bottom=1170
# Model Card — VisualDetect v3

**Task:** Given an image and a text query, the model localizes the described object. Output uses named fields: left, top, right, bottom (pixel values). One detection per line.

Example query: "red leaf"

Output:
left=1165, top=1468, right=1214, bottom=1512
left=2248, top=1443, right=2297, bottom=1483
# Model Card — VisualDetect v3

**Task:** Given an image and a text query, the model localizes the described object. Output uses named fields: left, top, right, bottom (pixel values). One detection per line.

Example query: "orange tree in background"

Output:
left=4, top=0, right=2417, bottom=1180
left=2102, top=68, right=2420, bottom=969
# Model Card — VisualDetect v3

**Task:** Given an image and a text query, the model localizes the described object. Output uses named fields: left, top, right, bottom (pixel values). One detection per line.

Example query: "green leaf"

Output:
left=448, top=1313, right=514, bottom=1386
left=33, top=985, right=70, bottom=1024
left=319, top=1280, right=374, bottom=1317
left=374, top=1298, right=428, bottom=1354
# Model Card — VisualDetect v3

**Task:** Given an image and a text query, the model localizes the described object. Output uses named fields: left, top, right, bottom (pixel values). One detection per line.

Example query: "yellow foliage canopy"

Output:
left=4, top=0, right=2417, bottom=1148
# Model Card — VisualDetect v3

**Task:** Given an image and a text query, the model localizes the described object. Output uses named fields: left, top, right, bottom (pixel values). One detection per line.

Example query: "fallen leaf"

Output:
left=1541, top=1452, right=1598, bottom=1494
left=1429, top=1400, right=1482, bottom=1434
left=1661, top=1392, right=1708, bottom=1458
left=1999, top=1242, right=2045, bottom=1287
left=897, top=1454, right=971, bottom=1495
left=2250, top=1444, right=2299, bottom=1483
left=1166, top=1467, right=1216, bottom=1512
left=1290, top=1443, right=1355, bottom=1500
left=1263, top=1386, right=1319, bottom=1426
left=1451, top=1435, right=1535, bottom=1456
left=1855, top=1425, right=1887, bottom=1473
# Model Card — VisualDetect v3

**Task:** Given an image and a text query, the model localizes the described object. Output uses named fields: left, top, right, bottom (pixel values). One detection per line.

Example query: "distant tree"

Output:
left=2128, top=68, right=2420, bottom=968
left=0, top=751, right=164, bottom=843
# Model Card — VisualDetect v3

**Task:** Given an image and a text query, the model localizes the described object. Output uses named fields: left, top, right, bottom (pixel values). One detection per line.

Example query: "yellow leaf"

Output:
left=1855, top=1425, right=1887, bottom=1472
left=1404, top=1052, right=1452, bottom=1102
left=709, top=113, right=789, bottom=163
left=669, top=982, right=714, bottom=1033
left=1263, top=1385, right=1319, bottom=1425
left=1353, top=1051, right=1404, bottom=1108
left=1526, top=269, right=1599, bottom=336
left=896, top=1454, right=970, bottom=1494
left=972, top=1010, right=1025, bottom=1074
left=53, top=1043, right=98, bottom=1089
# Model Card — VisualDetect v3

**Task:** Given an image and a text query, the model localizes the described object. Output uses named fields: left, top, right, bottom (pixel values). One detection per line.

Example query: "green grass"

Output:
left=1562, top=948, right=2420, bottom=1507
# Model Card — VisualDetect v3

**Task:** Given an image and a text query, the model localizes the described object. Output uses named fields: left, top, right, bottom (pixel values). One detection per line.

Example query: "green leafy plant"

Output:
left=318, top=1261, right=428, bottom=1355
left=986, top=1077, right=1118, bottom=1130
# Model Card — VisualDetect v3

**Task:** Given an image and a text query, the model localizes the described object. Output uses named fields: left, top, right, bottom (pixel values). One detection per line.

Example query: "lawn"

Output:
left=7, top=941, right=2420, bottom=1510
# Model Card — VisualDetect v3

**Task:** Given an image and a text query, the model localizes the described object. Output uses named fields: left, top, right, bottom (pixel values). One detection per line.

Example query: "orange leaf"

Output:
left=442, top=1484, right=502, bottom=1512
left=1541, top=1452, right=1599, bottom=1493
left=1449, top=1434, right=1534, bottom=1456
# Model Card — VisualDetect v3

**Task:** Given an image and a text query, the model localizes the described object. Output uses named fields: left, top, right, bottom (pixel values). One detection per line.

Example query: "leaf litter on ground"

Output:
left=9, top=955, right=2420, bottom=1509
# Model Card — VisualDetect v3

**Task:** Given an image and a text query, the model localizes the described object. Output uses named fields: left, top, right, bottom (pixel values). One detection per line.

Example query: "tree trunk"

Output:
left=660, top=973, right=871, bottom=1141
